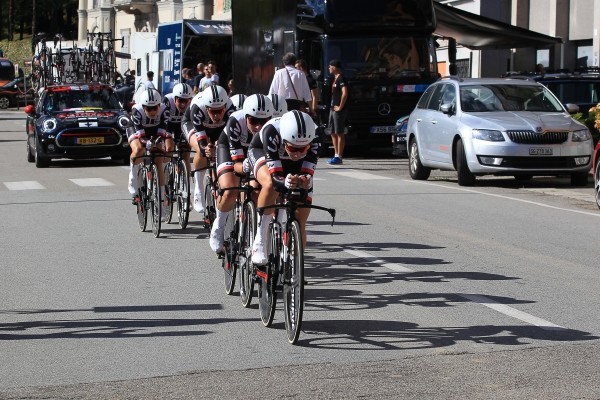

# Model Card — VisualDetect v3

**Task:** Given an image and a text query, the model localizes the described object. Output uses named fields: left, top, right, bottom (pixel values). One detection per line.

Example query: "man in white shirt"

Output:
left=268, top=52, right=311, bottom=111
left=144, top=71, right=156, bottom=90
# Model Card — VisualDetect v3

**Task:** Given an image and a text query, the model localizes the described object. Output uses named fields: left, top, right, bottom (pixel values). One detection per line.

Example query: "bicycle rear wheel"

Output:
left=136, top=166, right=148, bottom=231
left=239, top=200, right=257, bottom=307
left=258, top=220, right=278, bottom=327
left=164, top=162, right=175, bottom=224
left=283, top=220, right=305, bottom=344
left=176, top=160, right=190, bottom=229
left=150, top=164, right=162, bottom=238
left=203, top=175, right=216, bottom=229
left=222, top=208, right=237, bottom=295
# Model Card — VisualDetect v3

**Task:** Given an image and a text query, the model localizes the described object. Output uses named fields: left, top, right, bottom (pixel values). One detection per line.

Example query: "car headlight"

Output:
left=472, top=129, right=505, bottom=142
left=572, top=129, right=592, bottom=142
left=42, top=117, right=58, bottom=133
left=118, top=115, right=131, bottom=129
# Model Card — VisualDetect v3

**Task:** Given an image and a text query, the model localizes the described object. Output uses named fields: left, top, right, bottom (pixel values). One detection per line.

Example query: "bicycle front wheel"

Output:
left=150, top=164, right=162, bottom=238
left=164, top=162, right=175, bottom=224
left=176, top=160, right=190, bottom=229
left=258, top=220, right=278, bottom=327
left=239, top=200, right=257, bottom=308
left=136, top=166, right=148, bottom=232
left=283, top=220, right=304, bottom=344
left=223, top=209, right=237, bottom=295
left=203, top=175, right=216, bottom=230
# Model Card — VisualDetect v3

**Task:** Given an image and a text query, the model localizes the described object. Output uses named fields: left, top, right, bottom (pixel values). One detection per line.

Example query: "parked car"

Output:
left=391, top=115, right=409, bottom=157
left=593, top=140, right=600, bottom=209
left=0, top=77, right=35, bottom=109
left=406, top=77, right=594, bottom=186
left=533, top=72, right=600, bottom=117
left=25, top=83, right=131, bottom=168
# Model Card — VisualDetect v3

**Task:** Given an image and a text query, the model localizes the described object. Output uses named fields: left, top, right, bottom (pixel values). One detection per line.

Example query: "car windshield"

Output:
left=460, top=84, right=564, bottom=113
left=43, top=87, right=122, bottom=112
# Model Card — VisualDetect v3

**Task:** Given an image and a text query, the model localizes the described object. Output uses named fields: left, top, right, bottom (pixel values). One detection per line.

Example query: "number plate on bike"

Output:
left=76, top=137, right=104, bottom=145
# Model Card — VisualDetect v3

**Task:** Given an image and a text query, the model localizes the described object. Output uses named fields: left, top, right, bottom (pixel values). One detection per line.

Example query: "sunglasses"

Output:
left=143, top=105, right=159, bottom=111
left=284, top=142, right=311, bottom=154
left=247, top=116, right=270, bottom=125
left=208, top=107, right=225, bottom=116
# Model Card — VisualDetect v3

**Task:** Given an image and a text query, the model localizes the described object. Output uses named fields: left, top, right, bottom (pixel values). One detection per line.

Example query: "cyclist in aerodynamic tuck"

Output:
left=246, top=110, right=321, bottom=266
left=181, top=85, right=235, bottom=216
left=127, top=88, right=173, bottom=222
left=209, top=94, right=275, bottom=254
left=163, top=82, right=194, bottom=170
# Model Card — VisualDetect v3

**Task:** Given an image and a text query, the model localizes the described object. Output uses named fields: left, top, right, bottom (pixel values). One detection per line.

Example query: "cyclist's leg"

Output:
left=128, top=134, right=145, bottom=195
left=251, top=162, right=278, bottom=265
left=188, top=133, right=208, bottom=212
left=210, top=142, right=239, bottom=253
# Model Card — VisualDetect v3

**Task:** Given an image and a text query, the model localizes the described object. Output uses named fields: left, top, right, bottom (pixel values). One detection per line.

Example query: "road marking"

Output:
left=69, top=178, right=114, bottom=187
left=345, top=248, right=565, bottom=331
left=4, top=181, right=45, bottom=190
left=405, top=179, right=600, bottom=218
left=329, top=169, right=393, bottom=180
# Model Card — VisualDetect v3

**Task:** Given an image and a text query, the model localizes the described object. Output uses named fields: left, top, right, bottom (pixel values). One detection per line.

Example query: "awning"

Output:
left=184, top=20, right=232, bottom=36
left=434, top=3, right=563, bottom=50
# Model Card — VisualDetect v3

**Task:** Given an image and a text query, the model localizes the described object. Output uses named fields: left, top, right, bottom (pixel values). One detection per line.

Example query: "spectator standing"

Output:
left=327, top=59, right=348, bottom=165
left=125, top=69, right=136, bottom=86
left=269, top=52, right=311, bottom=111
left=199, top=65, right=215, bottom=92
left=295, top=59, right=318, bottom=116
left=192, top=62, right=205, bottom=93
left=144, top=71, right=156, bottom=90
left=207, top=61, right=220, bottom=85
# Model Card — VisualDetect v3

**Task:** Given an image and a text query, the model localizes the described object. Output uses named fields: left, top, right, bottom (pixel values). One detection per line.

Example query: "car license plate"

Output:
left=529, top=148, right=552, bottom=155
left=370, top=126, right=397, bottom=134
left=77, top=137, right=104, bottom=145
left=392, top=135, right=406, bottom=143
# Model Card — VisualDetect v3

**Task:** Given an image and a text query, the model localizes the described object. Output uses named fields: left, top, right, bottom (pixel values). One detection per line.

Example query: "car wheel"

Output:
left=456, top=139, right=475, bottom=186
left=408, top=138, right=431, bottom=180
left=570, top=171, right=588, bottom=187
left=34, top=143, right=50, bottom=168
left=0, top=96, right=10, bottom=109
left=595, top=162, right=600, bottom=210
left=26, top=139, right=34, bottom=163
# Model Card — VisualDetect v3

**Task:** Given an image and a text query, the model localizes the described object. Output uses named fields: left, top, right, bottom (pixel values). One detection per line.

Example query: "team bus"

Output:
left=232, top=0, right=439, bottom=149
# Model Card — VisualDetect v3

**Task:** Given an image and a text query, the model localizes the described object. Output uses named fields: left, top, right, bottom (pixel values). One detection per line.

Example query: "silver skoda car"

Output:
left=406, top=77, right=593, bottom=186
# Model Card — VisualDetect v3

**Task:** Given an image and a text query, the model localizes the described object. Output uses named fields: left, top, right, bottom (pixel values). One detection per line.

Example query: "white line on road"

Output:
left=345, top=248, right=566, bottom=331
left=4, top=181, right=45, bottom=190
left=328, top=169, right=393, bottom=180
left=405, top=179, right=600, bottom=218
left=69, top=178, right=114, bottom=187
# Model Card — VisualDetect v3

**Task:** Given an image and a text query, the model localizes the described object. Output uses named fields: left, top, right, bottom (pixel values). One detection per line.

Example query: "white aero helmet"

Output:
left=267, top=93, right=287, bottom=117
left=140, top=88, right=162, bottom=107
left=279, top=110, right=315, bottom=147
left=200, top=85, right=229, bottom=109
left=172, top=83, right=193, bottom=99
left=230, top=94, right=247, bottom=110
left=243, top=94, right=273, bottom=119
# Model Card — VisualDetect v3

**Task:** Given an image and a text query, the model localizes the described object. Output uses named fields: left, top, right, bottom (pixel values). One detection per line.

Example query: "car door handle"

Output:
left=430, top=120, right=438, bottom=124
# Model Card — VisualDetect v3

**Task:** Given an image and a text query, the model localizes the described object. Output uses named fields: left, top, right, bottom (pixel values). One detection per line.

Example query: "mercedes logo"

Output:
left=378, top=103, right=391, bottom=116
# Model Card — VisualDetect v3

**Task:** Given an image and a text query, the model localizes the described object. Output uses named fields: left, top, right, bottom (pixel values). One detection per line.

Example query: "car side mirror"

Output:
left=440, top=103, right=454, bottom=115
left=564, top=103, right=579, bottom=114
left=23, top=104, right=35, bottom=115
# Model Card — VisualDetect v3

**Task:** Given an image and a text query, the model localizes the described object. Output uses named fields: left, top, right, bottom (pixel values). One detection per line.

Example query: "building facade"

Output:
left=76, top=0, right=600, bottom=79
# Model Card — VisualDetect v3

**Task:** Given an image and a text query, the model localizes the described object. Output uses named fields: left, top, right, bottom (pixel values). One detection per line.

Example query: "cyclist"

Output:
left=247, top=110, right=321, bottom=265
left=267, top=93, right=288, bottom=117
left=163, top=82, right=194, bottom=172
left=127, top=88, right=173, bottom=222
left=182, top=85, right=235, bottom=214
left=209, top=94, right=274, bottom=254
left=230, top=94, right=247, bottom=111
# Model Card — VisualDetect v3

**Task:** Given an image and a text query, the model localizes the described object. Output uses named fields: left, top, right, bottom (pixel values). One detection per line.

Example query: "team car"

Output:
left=25, top=83, right=131, bottom=167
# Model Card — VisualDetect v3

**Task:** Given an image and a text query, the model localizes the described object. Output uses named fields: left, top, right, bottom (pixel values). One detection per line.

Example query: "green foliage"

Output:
left=0, top=37, right=33, bottom=65
left=573, top=109, right=600, bottom=145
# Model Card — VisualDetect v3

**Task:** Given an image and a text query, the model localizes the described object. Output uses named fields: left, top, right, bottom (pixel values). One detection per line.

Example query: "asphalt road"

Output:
left=1, top=109, right=599, bottom=399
